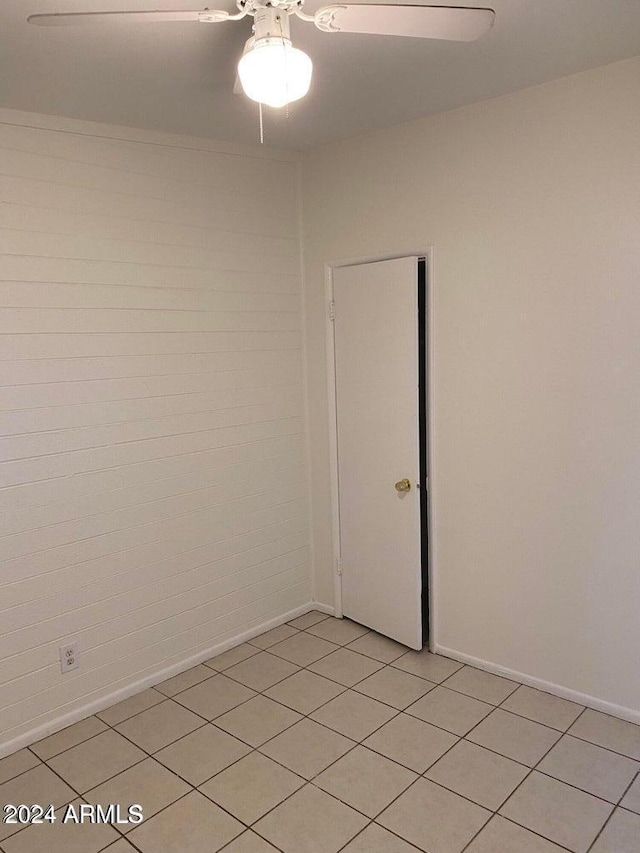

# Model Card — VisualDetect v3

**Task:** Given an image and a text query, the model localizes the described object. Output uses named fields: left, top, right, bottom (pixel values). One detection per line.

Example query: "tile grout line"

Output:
left=9, top=646, right=634, bottom=798
left=210, top=632, right=474, bottom=851
left=584, top=767, right=640, bottom=853
left=52, top=621, right=388, bottom=851
left=8, top=710, right=638, bottom=852
left=7, top=647, right=626, bottom=830
left=5, top=619, right=640, bottom=853
left=281, top=639, right=636, bottom=852
left=441, top=684, right=636, bottom=818
left=8, top=622, right=365, bottom=849
left=554, top=729, right=640, bottom=763
left=0, top=617, right=440, bottom=837
left=192, top=626, right=432, bottom=849
left=23, top=691, right=222, bottom=846
left=432, top=677, right=640, bottom=808
left=87, top=699, right=260, bottom=844
left=27, top=718, right=138, bottom=763
left=458, top=705, right=601, bottom=853
left=250, top=649, right=640, bottom=853
left=478, top=695, right=640, bottom=808
left=0, top=625, right=580, bottom=776
left=77, top=707, right=252, bottom=852
left=0, top=753, right=91, bottom=845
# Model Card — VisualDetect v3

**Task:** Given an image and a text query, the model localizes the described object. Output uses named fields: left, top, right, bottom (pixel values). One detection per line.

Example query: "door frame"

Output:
left=324, top=248, right=438, bottom=650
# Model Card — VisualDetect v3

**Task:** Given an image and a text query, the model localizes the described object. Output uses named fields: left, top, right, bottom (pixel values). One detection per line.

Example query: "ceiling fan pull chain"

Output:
left=259, top=101, right=264, bottom=145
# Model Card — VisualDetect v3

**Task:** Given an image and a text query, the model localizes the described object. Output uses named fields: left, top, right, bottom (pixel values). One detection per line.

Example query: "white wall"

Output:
left=0, top=109, right=311, bottom=756
left=302, top=58, right=640, bottom=716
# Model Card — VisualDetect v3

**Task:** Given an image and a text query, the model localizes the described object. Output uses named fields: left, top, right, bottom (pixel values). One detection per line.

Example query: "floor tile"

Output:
left=128, top=790, right=243, bottom=852
left=0, top=749, right=40, bottom=785
left=48, top=729, right=145, bottom=792
left=225, top=652, right=300, bottom=692
left=221, top=831, right=281, bottom=851
left=268, top=633, right=338, bottom=666
left=249, top=624, right=300, bottom=649
left=392, top=650, right=463, bottom=683
left=0, top=766, right=76, bottom=841
left=310, top=690, right=396, bottom=741
left=253, top=784, right=368, bottom=853
left=287, top=610, right=330, bottom=630
left=85, top=758, right=190, bottom=833
left=502, top=685, right=584, bottom=731
left=154, top=724, right=250, bottom=785
left=200, top=751, right=304, bottom=824
left=538, top=735, right=639, bottom=802
left=30, top=716, right=108, bottom=761
left=354, top=667, right=434, bottom=710
left=500, top=771, right=613, bottom=853
left=173, top=674, right=256, bottom=720
left=260, top=718, right=354, bottom=779
left=443, top=666, right=518, bottom=705
left=363, top=713, right=458, bottom=773
left=346, top=632, right=409, bottom=663
left=341, top=823, right=421, bottom=852
left=569, top=710, right=640, bottom=761
left=308, top=648, right=384, bottom=687
left=264, top=670, right=345, bottom=714
left=315, top=745, right=417, bottom=818
left=590, top=807, right=640, bottom=852
left=467, top=708, right=561, bottom=766
left=465, top=815, right=567, bottom=852
left=621, top=772, right=640, bottom=813
left=307, top=618, right=370, bottom=646
left=378, top=777, right=491, bottom=853
left=204, top=643, right=260, bottom=671
left=1, top=798, right=119, bottom=853
left=425, top=739, right=529, bottom=810
left=96, top=688, right=165, bottom=726
left=214, top=696, right=301, bottom=747
left=406, top=685, right=493, bottom=736
left=115, top=699, right=203, bottom=753
left=155, top=665, right=214, bottom=697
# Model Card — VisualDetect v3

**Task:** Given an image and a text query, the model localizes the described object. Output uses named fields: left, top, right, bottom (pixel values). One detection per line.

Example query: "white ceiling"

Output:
left=2, top=1, right=640, bottom=150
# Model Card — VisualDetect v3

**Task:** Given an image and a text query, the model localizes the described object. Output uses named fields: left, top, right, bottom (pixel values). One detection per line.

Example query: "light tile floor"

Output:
left=2, top=613, right=640, bottom=853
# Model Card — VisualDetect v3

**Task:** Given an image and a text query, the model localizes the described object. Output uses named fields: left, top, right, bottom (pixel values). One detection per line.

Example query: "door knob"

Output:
left=395, top=478, right=411, bottom=492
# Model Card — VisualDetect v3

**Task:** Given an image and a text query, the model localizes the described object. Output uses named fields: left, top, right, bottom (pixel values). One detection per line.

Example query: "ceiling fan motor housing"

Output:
left=252, top=4, right=292, bottom=42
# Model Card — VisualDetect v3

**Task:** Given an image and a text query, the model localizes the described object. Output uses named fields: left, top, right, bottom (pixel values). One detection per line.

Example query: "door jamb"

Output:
left=324, top=248, right=437, bottom=649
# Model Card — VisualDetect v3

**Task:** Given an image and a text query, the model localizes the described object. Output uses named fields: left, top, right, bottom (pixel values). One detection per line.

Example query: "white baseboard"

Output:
left=434, top=644, right=640, bottom=726
left=311, top=601, right=336, bottom=616
left=0, top=601, right=315, bottom=760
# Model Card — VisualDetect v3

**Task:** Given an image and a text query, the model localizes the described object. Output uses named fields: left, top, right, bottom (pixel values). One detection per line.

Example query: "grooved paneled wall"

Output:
left=0, top=109, right=310, bottom=755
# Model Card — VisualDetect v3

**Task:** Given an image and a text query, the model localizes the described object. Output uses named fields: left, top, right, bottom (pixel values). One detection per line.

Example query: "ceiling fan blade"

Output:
left=314, top=4, right=495, bottom=41
left=27, top=9, right=231, bottom=26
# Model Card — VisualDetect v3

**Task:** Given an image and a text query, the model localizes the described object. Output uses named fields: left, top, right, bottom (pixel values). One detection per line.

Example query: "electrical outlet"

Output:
left=59, top=642, right=79, bottom=673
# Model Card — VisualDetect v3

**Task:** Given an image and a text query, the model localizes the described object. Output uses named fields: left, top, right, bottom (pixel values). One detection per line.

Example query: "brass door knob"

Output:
left=395, top=478, right=411, bottom=492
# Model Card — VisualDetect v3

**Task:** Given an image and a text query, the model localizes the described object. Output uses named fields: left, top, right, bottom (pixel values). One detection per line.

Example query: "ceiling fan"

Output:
left=28, top=2, right=496, bottom=109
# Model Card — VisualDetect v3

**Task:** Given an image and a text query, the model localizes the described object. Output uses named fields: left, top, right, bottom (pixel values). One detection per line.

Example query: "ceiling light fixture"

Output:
left=238, top=36, right=312, bottom=108
left=29, top=1, right=497, bottom=118
left=237, top=6, right=312, bottom=108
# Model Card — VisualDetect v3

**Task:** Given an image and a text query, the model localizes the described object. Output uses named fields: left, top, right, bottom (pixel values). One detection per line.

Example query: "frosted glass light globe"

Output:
left=238, top=37, right=312, bottom=108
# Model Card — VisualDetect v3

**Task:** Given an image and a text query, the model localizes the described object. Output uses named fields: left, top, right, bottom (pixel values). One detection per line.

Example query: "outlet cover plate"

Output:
left=59, top=642, right=79, bottom=673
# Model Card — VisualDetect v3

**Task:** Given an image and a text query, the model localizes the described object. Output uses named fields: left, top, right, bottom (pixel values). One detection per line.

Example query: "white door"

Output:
left=333, top=256, right=423, bottom=649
